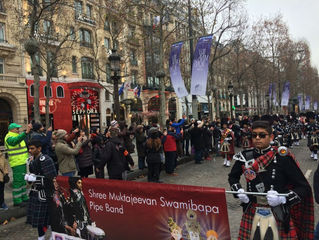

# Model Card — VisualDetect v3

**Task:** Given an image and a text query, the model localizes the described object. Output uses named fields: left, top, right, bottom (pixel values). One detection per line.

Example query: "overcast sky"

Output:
left=245, top=0, right=319, bottom=69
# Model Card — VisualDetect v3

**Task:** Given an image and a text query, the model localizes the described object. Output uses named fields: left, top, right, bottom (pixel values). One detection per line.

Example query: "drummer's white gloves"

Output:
left=24, top=173, right=29, bottom=181
left=25, top=173, right=37, bottom=182
left=267, top=190, right=286, bottom=207
left=237, top=188, right=249, bottom=203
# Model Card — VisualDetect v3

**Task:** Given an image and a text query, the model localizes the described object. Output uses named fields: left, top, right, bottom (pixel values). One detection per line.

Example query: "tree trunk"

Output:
left=31, top=54, right=40, bottom=122
left=45, top=76, right=50, bottom=128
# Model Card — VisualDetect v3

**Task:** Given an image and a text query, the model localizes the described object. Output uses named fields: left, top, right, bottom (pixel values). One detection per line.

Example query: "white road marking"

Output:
left=305, top=169, right=312, bottom=179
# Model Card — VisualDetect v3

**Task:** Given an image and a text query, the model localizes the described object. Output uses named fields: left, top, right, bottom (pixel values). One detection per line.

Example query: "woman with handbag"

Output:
left=0, top=151, right=9, bottom=210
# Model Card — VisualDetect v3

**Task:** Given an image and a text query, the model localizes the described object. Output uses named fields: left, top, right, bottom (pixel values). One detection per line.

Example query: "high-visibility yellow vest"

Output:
left=4, top=131, right=28, bottom=167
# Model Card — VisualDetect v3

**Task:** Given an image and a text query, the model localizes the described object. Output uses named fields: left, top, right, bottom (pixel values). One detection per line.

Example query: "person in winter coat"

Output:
left=96, top=127, right=127, bottom=180
left=28, top=122, right=52, bottom=155
left=55, top=129, right=83, bottom=177
left=146, top=128, right=163, bottom=182
left=189, top=121, right=204, bottom=164
left=0, top=151, right=9, bottom=210
left=75, top=130, right=93, bottom=178
left=91, top=134, right=104, bottom=178
left=135, top=125, right=147, bottom=170
left=162, top=126, right=181, bottom=175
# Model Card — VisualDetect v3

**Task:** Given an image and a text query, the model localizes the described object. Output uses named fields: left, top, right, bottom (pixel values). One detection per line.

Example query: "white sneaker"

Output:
left=38, top=236, right=45, bottom=240
left=226, top=160, right=231, bottom=167
left=311, top=152, right=314, bottom=158
left=223, top=158, right=227, bottom=166
left=315, top=154, right=318, bottom=160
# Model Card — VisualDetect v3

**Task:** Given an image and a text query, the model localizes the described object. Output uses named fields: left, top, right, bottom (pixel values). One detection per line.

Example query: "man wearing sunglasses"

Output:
left=228, top=120, right=314, bottom=239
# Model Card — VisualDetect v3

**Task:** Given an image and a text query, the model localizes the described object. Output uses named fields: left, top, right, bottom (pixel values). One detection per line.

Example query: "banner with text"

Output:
left=305, top=96, right=311, bottom=110
left=169, top=42, right=189, bottom=98
left=281, top=82, right=290, bottom=106
left=52, top=177, right=230, bottom=240
left=298, top=94, right=303, bottom=111
left=191, top=35, right=213, bottom=96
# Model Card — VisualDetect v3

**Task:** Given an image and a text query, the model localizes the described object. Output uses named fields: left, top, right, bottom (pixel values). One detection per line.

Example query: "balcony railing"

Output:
left=0, top=74, right=19, bottom=83
left=80, top=41, right=93, bottom=48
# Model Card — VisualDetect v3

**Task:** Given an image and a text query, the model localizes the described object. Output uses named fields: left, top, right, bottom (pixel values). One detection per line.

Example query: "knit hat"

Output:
left=55, top=129, right=67, bottom=139
left=111, top=120, right=118, bottom=127
left=32, top=122, right=43, bottom=132
left=148, top=127, right=159, bottom=139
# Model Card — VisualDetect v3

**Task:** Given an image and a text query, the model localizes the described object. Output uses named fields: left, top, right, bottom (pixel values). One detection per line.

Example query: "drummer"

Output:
left=228, top=120, right=314, bottom=239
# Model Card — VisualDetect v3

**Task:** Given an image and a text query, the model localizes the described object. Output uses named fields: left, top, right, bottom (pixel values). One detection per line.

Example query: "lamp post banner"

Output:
left=52, top=176, right=231, bottom=240
left=305, top=96, right=311, bottom=110
left=314, top=101, right=318, bottom=111
left=298, top=94, right=303, bottom=111
left=169, top=42, right=189, bottom=98
left=281, top=82, right=290, bottom=107
left=190, top=35, right=213, bottom=96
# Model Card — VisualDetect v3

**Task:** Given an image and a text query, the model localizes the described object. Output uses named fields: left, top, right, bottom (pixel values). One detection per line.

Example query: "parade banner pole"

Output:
left=226, top=190, right=289, bottom=197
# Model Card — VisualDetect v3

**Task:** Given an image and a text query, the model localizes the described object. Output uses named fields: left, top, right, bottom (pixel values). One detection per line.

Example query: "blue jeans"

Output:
left=138, top=156, right=146, bottom=170
left=315, top=222, right=319, bottom=240
left=62, top=171, right=75, bottom=177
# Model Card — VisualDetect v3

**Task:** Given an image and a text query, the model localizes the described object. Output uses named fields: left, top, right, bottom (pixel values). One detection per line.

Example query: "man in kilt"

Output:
left=228, top=120, right=314, bottom=239
left=306, top=111, right=319, bottom=160
left=25, top=140, right=57, bottom=240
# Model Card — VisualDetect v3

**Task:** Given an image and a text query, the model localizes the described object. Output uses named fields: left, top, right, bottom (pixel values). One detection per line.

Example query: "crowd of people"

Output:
left=1, top=111, right=319, bottom=239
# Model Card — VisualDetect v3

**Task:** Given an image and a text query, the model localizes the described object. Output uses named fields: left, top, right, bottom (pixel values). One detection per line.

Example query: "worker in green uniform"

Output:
left=5, top=123, right=32, bottom=206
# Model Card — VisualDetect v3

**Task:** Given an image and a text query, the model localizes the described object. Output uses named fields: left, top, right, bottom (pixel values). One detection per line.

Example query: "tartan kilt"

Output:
left=26, top=191, right=49, bottom=227
left=238, top=203, right=298, bottom=240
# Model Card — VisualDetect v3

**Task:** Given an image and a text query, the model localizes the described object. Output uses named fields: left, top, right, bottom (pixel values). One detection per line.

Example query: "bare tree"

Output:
left=193, top=0, right=248, bottom=119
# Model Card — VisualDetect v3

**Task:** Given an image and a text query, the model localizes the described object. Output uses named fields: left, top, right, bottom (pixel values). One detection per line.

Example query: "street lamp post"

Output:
left=108, top=49, right=121, bottom=121
left=228, top=82, right=234, bottom=119
left=80, top=90, right=91, bottom=135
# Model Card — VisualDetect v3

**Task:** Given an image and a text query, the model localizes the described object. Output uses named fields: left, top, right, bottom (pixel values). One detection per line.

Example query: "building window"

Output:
left=106, top=63, right=111, bottom=83
left=44, top=86, right=52, bottom=97
left=113, top=40, right=119, bottom=50
left=79, top=28, right=92, bottom=47
left=104, top=17, right=110, bottom=31
left=56, top=86, right=64, bottom=98
left=30, top=84, right=34, bottom=97
left=0, top=58, right=3, bottom=74
left=70, top=26, right=75, bottom=40
left=72, top=56, right=77, bottom=73
left=154, top=77, right=159, bottom=87
left=128, top=26, right=135, bottom=38
left=43, top=20, right=52, bottom=35
left=81, top=57, right=94, bottom=79
left=105, top=90, right=110, bottom=101
left=104, top=37, right=110, bottom=49
left=130, top=49, right=137, bottom=66
left=131, top=71, right=137, bottom=87
left=86, top=4, right=92, bottom=18
left=0, top=22, right=5, bottom=43
left=74, top=0, right=82, bottom=17
left=0, top=1, right=4, bottom=13
left=47, top=51, right=57, bottom=77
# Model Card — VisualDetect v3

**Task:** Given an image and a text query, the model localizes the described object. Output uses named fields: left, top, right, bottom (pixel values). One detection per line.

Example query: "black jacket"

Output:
left=98, top=137, right=126, bottom=180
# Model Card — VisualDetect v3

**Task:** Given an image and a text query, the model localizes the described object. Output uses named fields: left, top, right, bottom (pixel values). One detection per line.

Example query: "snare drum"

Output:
left=87, top=225, right=106, bottom=240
